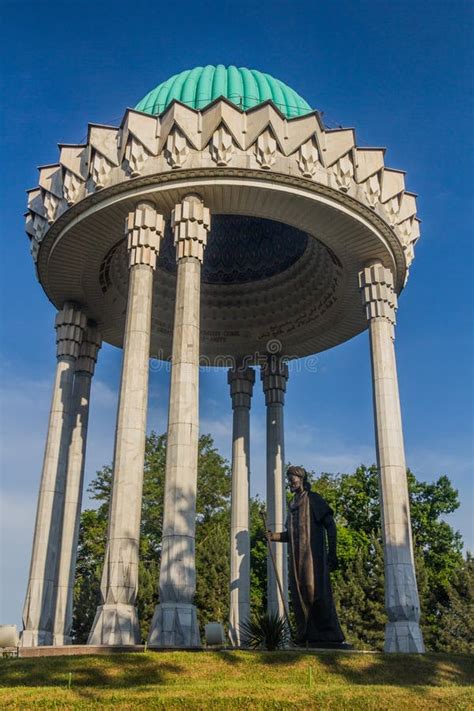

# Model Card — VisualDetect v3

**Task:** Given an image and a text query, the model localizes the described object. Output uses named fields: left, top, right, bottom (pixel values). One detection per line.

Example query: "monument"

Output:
left=21, top=64, right=424, bottom=652
left=268, top=466, right=346, bottom=647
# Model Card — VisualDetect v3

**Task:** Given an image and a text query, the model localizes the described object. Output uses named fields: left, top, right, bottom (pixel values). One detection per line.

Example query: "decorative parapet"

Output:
left=25, top=188, right=48, bottom=260
left=228, top=366, right=255, bottom=409
left=171, top=194, right=211, bottom=262
left=261, top=356, right=289, bottom=406
left=364, top=174, right=382, bottom=208
left=55, top=302, right=87, bottom=359
left=88, top=125, right=120, bottom=190
left=38, top=165, right=64, bottom=224
left=209, top=125, right=235, bottom=166
left=255, top=129, right=278, bottom=169
left=24, top=99, right=421, bottom=271
left=125, top=202, right=164, bottom=269
left=75, top=324, right=102, bottom=375
left=331, top=153, right=354, bottom=192
left=119, top=110, right=158, bottom=177
left=59, top=144, right=88, bottom=207
left=297, top=137, right=319, bottom=177
left=358, top=263, right=398, bottom=331
left=398, top=217, right=420, bottom=268
left=164, top=127, right=189, bottom=168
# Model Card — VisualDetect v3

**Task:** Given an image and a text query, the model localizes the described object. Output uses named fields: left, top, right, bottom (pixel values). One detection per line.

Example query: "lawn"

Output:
left=0, top=650, right=472, bottom=710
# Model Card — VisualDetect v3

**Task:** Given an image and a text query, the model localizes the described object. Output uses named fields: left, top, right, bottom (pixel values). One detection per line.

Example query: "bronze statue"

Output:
left=268, top=465, right=346, bottom=647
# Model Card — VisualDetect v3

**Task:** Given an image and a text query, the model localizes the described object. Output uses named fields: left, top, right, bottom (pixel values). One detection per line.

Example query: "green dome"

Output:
left=135, top=65, right=312, bottom=119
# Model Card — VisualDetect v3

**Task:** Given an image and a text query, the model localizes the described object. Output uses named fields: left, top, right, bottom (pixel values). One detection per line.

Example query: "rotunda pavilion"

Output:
left=22, top=65, right=424, bottom=653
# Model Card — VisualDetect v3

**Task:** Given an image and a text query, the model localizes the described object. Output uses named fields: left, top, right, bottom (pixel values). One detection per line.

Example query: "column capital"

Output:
left=55, top=302, right=87, bottom=359
left=75, top=324, right=102, bottom=375
left=358, top=262, right=398, bottom=328
left=261, top=356, right=289, bottom=406
left=125, top=201, right=164, bottom=269
left=228, top=366, right=255, bottom=409
left=171, top=193, right=211, bottom=263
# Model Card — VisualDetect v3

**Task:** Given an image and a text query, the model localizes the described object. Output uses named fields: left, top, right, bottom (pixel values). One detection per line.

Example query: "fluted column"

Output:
left=228, top=365, right=255, bottom=646
left=88, top=202, right=163, bottom=645
left=53, top=325, right=102, bottom=645
left=359, top=262, right=424, bottom=653
left=261, top=356, right=289, bottom=617
left=148, top=194, right=210, bottom=648
left=21, top=303, right=86, bottom=646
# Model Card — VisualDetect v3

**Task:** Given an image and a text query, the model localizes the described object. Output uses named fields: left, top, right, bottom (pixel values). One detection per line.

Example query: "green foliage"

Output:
left=249, top=497, right=267, bottom=617
left=332, top=535, right=385, bottom=650
left=431, top=553, right=474, bottom=653
left=240, top=611, right=290, bottom=650
left=195, top=434, right=231, bottom=628
left=73, top=435, right=471, bottom=653
left=71, top=464, right=114, bottom=642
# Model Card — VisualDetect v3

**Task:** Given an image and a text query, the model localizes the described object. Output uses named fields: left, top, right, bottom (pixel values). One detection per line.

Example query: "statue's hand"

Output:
left=266, top=530, right=277, bottom=542
left=329, top=555, right=339, bottom=572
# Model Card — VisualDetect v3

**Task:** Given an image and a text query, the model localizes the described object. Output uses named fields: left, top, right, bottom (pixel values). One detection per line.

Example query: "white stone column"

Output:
left=359, top=262, right=425, bottom=653
left=148, top=194, right=210, bottom=648
left=21, top=303, right=86, bottom=647
left=53, top=325, right=102, bottom=645
left=88, top=202, right=163, bottom=645
left=261, top=356, right=289, bottom=617
left=228, top=365, right=255, bottom=646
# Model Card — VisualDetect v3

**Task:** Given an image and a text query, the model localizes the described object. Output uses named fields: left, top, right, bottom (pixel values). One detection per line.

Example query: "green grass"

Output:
left=0, top=651, right=473, bottom=710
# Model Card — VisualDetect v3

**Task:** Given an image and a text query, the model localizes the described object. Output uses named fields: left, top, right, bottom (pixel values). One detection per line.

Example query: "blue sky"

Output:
left=1, top=0, right=473, bottom=627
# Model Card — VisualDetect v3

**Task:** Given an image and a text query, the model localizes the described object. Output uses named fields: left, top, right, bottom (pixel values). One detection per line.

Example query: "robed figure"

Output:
left=268, top=465, right=345, bottom=647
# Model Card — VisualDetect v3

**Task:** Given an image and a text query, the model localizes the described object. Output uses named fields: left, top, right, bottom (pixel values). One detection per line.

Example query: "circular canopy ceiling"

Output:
left=135, top=64, right=313, bottom=118
left=157, top=215, right=309, bottom=284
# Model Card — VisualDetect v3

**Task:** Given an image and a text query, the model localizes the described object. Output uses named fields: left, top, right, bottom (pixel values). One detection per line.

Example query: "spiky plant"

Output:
left=239, top=611, right=291, bottom=650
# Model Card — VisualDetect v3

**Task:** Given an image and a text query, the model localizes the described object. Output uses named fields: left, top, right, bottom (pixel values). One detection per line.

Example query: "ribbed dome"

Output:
left=135, top=65, right=312, bottom=119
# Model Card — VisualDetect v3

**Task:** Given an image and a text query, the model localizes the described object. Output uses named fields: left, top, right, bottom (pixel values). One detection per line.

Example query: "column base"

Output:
left=53, top=634, right=72, bottom=646
left=87, top=604, right=141, bottom=646
left=229, top=603, right=250, bottom=647
left=384, top=621, right=425, bottom=653
left=148, top=603, right=201, bottom=648
left=20, top=629, right=53, bottom=647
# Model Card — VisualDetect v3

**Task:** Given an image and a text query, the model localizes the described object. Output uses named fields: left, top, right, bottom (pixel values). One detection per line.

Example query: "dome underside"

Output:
left=102, top=223, right=341, bottom=362
left=135, top=65, right=312, bottom=119
left=158, top=216, right=309, bottom=284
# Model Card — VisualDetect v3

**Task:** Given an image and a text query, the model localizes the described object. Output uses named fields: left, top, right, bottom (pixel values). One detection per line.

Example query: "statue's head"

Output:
left=287, top=465, right=311, bottom=493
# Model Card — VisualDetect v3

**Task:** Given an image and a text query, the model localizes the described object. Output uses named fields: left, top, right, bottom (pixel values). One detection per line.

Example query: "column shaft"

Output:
left=53, top=327, right=101, bottom=645
left=360, top=263, right=424, bottom=653
left=266, top=401, right=287, bottom=615
left=262, top=357, right=289, bottom=618
left=148, top=194, right=210, bottom=648
left=228, top=367, right=255, bottom=646
left=22, top=303, right=86, bottom=646
left=88, top=203, right=163, bottom=645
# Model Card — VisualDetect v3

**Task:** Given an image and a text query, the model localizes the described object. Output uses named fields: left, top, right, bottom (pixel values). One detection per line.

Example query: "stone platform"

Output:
left=18, top=644, right=378, bottom=657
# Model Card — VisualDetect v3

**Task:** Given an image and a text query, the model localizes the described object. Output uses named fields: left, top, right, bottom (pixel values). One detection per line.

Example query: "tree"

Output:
left=434, top=553, right=474, bottom=653
left=194, top=434, right=231, bottom=629
left=249, top=497, right=267, bottom=617
left=331, top=534, right=385, bottom=649
left=72, top=507, right=107, bottom=642
left=71, top=466, right=110, bottom=642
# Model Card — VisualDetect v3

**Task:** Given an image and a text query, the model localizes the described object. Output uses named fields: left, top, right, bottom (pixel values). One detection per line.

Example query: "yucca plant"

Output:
left=239, top=611, right=291, bottom=650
